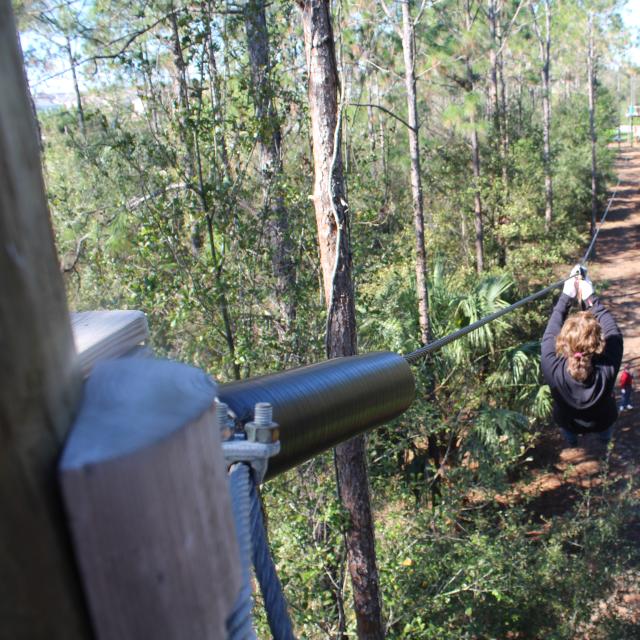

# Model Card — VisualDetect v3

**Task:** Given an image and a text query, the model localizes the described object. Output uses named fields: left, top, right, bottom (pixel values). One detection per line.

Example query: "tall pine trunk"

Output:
left=541, top=10, right=553, bottom=230
left=401, top=0, right=431, bottom=345
left=470, top=117, right=484, bottom=274
left=464, top=0, right=484, bottom=274
left=487, top=1, right=501, bottom=145
left=487, top=0, right=508, bottom=266
left=497, top=14, right=509, bottom=189
left=587, top=12, right=598, bottom=239
left=244, top=0, right=297, bottom=343
left=298, top=2, right=384, bottom=638
left=64, top=35, right=85, bottom=139
left=169, top=10, right=191, bottom=159
left=531, top=0, right=553, bottom=230
left=204, top=1, right=232, bottom=180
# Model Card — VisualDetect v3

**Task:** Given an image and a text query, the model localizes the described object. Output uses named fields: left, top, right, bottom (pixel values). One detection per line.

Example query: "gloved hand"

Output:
left=563, top=273, right=579, bottom=298
left=569, top=264, right=586, bottom=279
left=563, top=264, right=586, bottom=298
left=578, top=276, right=595, bottom=302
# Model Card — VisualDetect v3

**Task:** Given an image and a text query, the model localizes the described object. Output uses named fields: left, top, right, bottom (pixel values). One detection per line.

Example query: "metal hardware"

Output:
left=220, top=402, right=280, bottom=484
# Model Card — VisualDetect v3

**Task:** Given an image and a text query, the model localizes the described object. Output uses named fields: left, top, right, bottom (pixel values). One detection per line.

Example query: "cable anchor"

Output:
left=219, top=401, right=280, bottom=484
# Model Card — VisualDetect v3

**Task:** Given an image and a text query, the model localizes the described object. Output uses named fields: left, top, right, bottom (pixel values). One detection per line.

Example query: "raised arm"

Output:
left=585, top=296, right=623, bottom=367
left=541, top=292, right=573, bottom=382
left=577, top=272, right=624, bottom=368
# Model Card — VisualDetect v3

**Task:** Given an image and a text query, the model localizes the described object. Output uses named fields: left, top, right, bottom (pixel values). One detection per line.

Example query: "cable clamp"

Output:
left=217, top=401, right=280, bottom=484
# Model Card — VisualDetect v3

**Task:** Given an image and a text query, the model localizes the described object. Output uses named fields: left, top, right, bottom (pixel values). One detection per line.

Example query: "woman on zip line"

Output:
left=541, top=265, right=623, bottom=446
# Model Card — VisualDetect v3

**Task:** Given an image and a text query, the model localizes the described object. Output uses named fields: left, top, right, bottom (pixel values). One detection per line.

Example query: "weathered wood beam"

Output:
left=60, top=358, right=240, bottom=640
left=0, top=2, right=91, bottom=637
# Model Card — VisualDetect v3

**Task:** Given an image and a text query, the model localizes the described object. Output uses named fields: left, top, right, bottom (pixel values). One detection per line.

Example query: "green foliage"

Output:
left=487, top=342, right=553, bottom=419
left=373, top=476, right=638, bottom=640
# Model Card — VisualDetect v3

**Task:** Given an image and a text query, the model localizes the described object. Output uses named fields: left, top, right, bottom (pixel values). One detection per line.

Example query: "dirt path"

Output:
left=591, top=147, right=640, bottom=361
left=522, top=147, right=640, bottom=632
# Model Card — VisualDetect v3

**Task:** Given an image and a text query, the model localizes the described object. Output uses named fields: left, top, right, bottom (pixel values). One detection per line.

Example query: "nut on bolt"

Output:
left=245, top=402, right=280, bottom=444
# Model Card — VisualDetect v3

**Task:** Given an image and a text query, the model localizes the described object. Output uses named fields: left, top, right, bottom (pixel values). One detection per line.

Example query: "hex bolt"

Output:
left=254, top=402, right=273, bottom=426
left=245, top=402, right=279, bottom=444
left=215, top=400, right=233, bottom=441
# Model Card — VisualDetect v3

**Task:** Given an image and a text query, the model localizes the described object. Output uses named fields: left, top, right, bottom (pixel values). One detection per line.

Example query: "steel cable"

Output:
left=227, top=463, right=296, bottom=638
left=248, top=476, right=296, bottom=640
left=226, top=463, right=258, bottom=640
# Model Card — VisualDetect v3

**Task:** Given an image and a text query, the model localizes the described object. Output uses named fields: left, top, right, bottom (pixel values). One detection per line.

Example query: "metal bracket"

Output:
left=217, top=401, right=280, bottom=484
left=222, top=439, right=280, bottom=485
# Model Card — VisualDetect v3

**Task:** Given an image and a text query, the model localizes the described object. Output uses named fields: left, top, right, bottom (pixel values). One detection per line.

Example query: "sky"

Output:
left=622, top=0, right=640, bottom=67
left=21, top=0, right=640, bottom=97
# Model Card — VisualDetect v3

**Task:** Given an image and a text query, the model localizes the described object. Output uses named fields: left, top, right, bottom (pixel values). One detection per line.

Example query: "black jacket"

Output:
left=541, top=293, right=623, bottom=433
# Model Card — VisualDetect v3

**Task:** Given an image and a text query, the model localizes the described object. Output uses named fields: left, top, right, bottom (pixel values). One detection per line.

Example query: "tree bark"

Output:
left=487, top=0, right=508, bottom=265
left=0, top=3, right=90, bottom=636
left=464, top=0, right=484, bottom=274
left=470, top=116, right=484, bottom=274
left=401, top=0, right=431, bottom=345
left=487, top=0, right=501, bottom=141
left=204, top=1, right=233, bottom=180
left=298, top=1, right=384, bottom=638
left=497, top=10, right=509, bottom=188
left=244, top=0, right=297, bottom=340
left=64, top=35, right=85, bottom=139
left=587, top=11, right=598, bottom=239
left=206, top=216, right=241, bottom=380
left=531, top=0, right=553, bottom=230
left=169, top=9, right=194, bottom=179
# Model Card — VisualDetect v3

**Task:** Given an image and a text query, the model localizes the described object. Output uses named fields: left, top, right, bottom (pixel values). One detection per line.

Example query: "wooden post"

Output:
left=0, top=2, right=90, bottom=637
left=59, top=358, right=241, bottom=640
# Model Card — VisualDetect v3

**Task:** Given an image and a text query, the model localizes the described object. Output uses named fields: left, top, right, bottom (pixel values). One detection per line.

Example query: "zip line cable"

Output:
left=580, top=175, right=622, bottom=268
left=404, top=174, right=624, bottom=365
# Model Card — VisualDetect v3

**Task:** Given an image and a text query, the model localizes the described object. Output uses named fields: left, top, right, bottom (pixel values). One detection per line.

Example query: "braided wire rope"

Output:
left=227, top=463, right=258, bottom=640
left=403, top=176, right=623, bottom=365
left=227, top=462, right=296, bottom=639
left=248, top=475, right=297, bottom=640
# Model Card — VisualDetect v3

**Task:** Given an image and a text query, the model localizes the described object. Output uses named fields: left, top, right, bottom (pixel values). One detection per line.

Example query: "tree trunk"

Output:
left=298, top=2, right=384, bottom=638
left=541, top=4, right=553, bottom=231
left=16, top=28, right=44, bottom=150
left=517, top=73, right=524, bottom=132
left=488, top=0, right=508, bottom=266
left=497, top=13, right=509, bottom=188
left=373, top=77, right=388, bottom=194
left=204, top=1, right=233, bottom=180
left=65, top=35, right=85, bottom=138
left=244, top=0, right=297, bottom=341
left=464, top=0, right=484, bottom=274
left=367, top=94, right=376, bottom=166
left=531, top=0, right=553, bottom=230
left=0, top=4, right=90, bottom=636
left=169, top=9, right=194, bottom=180
left=470, top=117, right=484, bottom=274
left=401, top=0, right=431, bottom=345
left=487, top=0, right=500, bottom=141
left=206, top=216, right=241, bottom=380
left=587, top=12, right=598, bottom=239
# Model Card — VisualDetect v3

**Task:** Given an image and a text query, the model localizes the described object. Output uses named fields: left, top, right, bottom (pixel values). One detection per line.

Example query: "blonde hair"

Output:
left=555, top=311, right=605, bottom=382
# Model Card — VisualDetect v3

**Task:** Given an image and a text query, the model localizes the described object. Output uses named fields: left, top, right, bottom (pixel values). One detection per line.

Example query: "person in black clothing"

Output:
left=541, top=266, right=623, bottom=446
